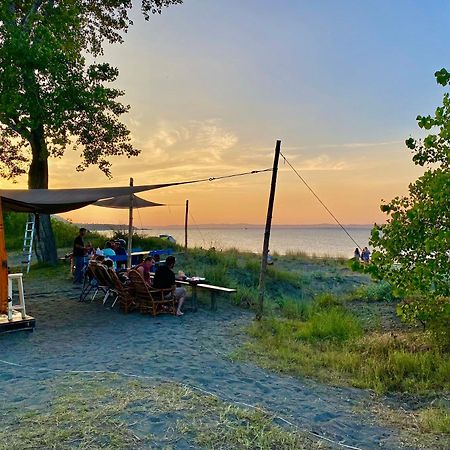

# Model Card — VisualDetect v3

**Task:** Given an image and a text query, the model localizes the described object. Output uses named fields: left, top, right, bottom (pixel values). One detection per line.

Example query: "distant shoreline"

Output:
left=74, top=223, right=374, bottom=231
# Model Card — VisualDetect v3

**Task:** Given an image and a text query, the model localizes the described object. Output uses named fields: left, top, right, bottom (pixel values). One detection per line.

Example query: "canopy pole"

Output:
left=127, top=178, right=134, bottom=268
left=184, top=199, right=189, bottom=251
left=0, top=197, right=8, bottom=315
left=256, top=140, right=281, bottom=320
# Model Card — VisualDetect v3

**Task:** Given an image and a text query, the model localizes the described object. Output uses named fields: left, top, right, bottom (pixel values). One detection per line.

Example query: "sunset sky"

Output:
left=2, top=0, right=448, bottom=226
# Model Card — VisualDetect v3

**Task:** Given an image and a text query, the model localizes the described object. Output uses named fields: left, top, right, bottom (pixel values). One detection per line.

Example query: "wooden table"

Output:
left=176, top=279, right=236, bottom=311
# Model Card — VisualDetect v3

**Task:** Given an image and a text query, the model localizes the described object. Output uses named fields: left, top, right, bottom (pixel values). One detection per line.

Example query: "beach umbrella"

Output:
left=93, top=186, right=165, bottom=267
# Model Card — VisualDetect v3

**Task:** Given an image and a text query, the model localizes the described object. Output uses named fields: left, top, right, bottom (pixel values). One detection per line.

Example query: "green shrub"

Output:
left=419, top=405, right=450, bottom=434
left=245, top=258, right=260, bottom=272
left=232, top=286, right=258, bottom=308
left=296, top=308, right=363, bottom=343
left=4, top=212, right=27, bottom=250
left=362, top=281, right=394, bottom=301
left=313, top=292, right=342, bottom=309
left=241, top=319, right=449, bottom=394
left=277, top=297, right=311, bottom=320
left=204, top=265, right=230, bottom=286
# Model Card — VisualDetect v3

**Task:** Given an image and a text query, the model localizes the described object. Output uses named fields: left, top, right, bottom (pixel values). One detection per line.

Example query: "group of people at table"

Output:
left=73, top=227, right=186, bottom=316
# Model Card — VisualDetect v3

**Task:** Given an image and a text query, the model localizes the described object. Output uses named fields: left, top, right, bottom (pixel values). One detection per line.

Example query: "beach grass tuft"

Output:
left=238, top=313, right=450, bottom=395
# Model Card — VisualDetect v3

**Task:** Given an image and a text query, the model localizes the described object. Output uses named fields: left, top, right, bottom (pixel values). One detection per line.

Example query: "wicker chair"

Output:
left=128, top=269, right=176, bottom=316
left=108, top=268, right=137, bottom=313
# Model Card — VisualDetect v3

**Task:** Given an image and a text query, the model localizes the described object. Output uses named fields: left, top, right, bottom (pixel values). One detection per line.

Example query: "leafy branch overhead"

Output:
left=0, top=0, right=182, bottom=180
left=369, top=69, right=450, bottom=337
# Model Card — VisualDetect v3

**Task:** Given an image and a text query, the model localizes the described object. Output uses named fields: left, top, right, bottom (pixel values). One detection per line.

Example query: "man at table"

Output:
left=153, top=256, right=186, bottom=316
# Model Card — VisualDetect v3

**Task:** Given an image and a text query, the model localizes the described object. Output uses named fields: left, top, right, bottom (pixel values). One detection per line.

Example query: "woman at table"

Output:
left=134, top=256, right=154, bottom=286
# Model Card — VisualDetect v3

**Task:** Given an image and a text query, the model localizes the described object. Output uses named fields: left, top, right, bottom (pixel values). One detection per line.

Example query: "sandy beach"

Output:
left=0, top=268, right=427, bottom=450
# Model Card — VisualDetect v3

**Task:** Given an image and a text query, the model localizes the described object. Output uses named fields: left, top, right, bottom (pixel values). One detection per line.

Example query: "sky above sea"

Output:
left=2, top=1, right=448, bottom=227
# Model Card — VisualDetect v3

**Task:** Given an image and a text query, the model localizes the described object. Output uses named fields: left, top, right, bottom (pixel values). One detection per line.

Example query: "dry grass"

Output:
left=356, top=400, right=450, bottom=449
left=0, top=372, right=326, bottom=450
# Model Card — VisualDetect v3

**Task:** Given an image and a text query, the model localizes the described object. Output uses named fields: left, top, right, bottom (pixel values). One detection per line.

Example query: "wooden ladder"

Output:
left=21, top=215, right=35, bottom=274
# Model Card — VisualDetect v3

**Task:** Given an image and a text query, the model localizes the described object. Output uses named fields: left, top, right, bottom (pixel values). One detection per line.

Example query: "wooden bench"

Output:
left=175, top=280, right=236, bottom=311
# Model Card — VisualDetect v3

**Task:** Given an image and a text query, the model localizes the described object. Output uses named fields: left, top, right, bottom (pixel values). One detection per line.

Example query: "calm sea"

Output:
left=126, top=227, right=372, bottom=258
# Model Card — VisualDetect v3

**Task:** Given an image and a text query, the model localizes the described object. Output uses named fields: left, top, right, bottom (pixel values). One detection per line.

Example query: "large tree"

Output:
left=369, top=69, right=450, bottom=340
left=0, top=0, right=182, bottom=263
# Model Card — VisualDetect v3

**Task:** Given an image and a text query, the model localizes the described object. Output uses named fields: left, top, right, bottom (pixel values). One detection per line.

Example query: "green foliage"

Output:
left=277, top=297, right=311, bottom=320
left=204, top=264, right=230, bottom=286
left=241, top=319, right=450, bottom=394
left=357, top=280, right=395, bottom=302
left=112, top=230, right=180, bottom=252
left=295, top=308, right=363, bottom=343
left=369, top=70, right=450, bottom=336
left=419, top=405, right=450, bottom=434
left=3, top=213, right=105, bottom=251
left=0, top=1, right=182, bottom=179
left=313, top=292, right=343, bottom=308
left=231, top=286, right=259, bottom=308
left=4, top=211, right=27, bottom=250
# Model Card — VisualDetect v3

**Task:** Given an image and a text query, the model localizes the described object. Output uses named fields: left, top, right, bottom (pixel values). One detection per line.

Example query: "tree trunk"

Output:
left=28, top=126, right=58, bottom=265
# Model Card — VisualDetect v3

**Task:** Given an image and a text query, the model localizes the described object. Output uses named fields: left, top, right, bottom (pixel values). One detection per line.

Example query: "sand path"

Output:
left=0, top=281, right=411, bottom=449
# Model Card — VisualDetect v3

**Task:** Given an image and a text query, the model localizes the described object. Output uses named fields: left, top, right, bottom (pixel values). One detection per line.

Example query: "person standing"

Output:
left=73, top=228, right=87, bottom=284
left=361, top=247, right=371, bottom=262
left=354, top=248, right=361, bottom=260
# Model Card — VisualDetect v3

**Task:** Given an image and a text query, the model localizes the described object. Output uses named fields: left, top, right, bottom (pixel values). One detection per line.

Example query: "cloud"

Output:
left=282, top=140, right=403, bottom=151
left=296, top=154, right=350, bottom=171
left=43, top=119, right=241, bottom=188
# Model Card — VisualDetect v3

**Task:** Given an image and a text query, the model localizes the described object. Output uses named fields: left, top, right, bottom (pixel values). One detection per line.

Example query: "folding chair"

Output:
left=91, top=264, right=117, bottom=307
left=79, top=261, right=98, bottom=302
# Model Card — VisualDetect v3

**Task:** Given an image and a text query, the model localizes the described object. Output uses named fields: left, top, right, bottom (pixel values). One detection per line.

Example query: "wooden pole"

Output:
left=0, top=197, right=9, bottom=315
left=256, top=140, right=281, bottom=320
left=127, top=178, right=134, bottom=269
left=184, top=199, right=189, bottom=251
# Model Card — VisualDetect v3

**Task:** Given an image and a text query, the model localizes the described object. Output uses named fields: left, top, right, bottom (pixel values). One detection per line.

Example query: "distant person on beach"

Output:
left=73, top=228, right=87, bottom=284
left=354, top=248, right=361, bottom=260
left=361, top=247, right=371, bottom=262
left=267, top=250, right=274, bottom=265
left=153, top=255, right=186, bottom=316
left=134, top=256, right=154, bottom=286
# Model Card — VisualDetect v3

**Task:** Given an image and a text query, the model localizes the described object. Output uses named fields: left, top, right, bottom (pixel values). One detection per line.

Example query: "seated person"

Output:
left=134, top=256, right=154, bottom=286
left=114, top=239, right=127, bottom=269
left=151, top=253, right=161, bottom=271
left=103, top=258, right=114, bottom=269
left=153, top=256, right=186, bottom=316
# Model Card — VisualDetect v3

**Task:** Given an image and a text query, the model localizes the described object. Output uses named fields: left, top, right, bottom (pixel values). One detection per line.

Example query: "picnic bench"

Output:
left=175, top=279, right=236, bottom=311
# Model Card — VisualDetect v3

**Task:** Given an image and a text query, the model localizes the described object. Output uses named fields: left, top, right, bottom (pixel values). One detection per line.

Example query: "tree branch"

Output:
left=20, top=0, right=46, bottom=27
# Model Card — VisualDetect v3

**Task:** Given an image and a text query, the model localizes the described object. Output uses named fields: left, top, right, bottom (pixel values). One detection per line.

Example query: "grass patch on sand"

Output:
left=419, top=405, right=450, bottom=434
left=0, top=373, right=324, bottom=450
left=235, top=298, right=450, bottom=396
left=350, top=400, right=450, bottom=449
